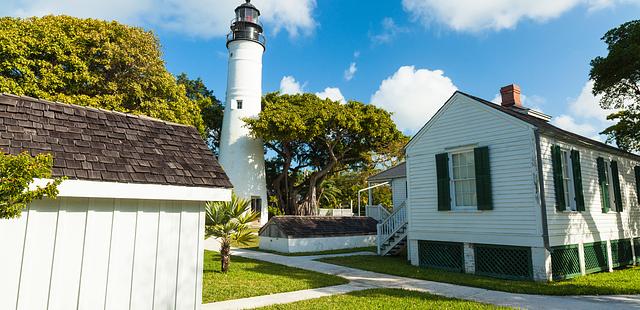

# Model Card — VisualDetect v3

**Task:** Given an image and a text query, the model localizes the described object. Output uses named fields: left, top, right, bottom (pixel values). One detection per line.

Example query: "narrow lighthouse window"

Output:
left=237, top=100, right=243, bottom=109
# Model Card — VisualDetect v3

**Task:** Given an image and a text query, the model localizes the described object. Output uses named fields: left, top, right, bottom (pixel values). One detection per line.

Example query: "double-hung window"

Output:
left=436, top=146, right=491, bottom=211
left=450, top=150, right=477, bottom=209
left=560, top=150, right=577, bottom=211
left=551, top=145, right=585, bottom=212
left=597, top=157, right=623, bottom=213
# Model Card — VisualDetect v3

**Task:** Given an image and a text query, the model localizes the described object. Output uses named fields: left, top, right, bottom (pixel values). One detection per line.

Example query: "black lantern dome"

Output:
left=227, top=0, right=266, bottom=48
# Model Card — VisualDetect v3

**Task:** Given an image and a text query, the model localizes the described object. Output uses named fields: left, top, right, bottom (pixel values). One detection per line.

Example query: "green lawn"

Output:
left=319, top=255, right=640, bottom=296
left=256, top=288, right=506, bottom=309
left=202, top=250, right=348, bottom=303
left=247, top=246, right=377, bottom=256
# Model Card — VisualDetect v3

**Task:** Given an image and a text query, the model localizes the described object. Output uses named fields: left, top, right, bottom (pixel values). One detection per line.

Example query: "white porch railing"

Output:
left=376, top=202, right=407, bottom=254
left=365, top=204, right=391, bottom=222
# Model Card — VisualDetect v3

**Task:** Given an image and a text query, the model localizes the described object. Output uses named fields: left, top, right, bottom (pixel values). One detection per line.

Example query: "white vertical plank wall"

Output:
left=48, top=198, right=88, bottom=310
left=16, top=200, right=59, bottom=310
left=130, top=200, right=161, bottom=310
left=0, top=197, right=206, bottom=310
left=0, top=201, right=29, bottom=310
left=153, top=202, right=182, bottom=310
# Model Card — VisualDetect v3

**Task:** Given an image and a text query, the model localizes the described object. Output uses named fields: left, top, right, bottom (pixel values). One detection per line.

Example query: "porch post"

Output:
left=368, top=182, right=373, bottom=207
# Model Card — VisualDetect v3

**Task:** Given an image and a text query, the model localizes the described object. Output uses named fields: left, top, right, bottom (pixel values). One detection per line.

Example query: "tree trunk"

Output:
left=220, top=240, right=231, bottom=273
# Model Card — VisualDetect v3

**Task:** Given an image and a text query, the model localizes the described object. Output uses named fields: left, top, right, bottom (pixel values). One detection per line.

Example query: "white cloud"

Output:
left=553, top=115, right=601, bottom=140
left=279, top=76, right=344, bottom=103
left=370, top=17, right=408, bottom=44
left=279, top=76, right=305, bottom=94
left=344, top=62, right=358, bottom=81
left=551, top=80, right=615, bottom=142
left=3, top=0, right=316, bottom=38
left=370, top=66, right=458, bottom=133
left=401, top=0, right=637, bottom=33
left=315, top=87, right=346, bottom=103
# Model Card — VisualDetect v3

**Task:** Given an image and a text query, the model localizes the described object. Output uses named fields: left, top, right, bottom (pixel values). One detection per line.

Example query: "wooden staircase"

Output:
left=377, top=202, right=408, bottom=256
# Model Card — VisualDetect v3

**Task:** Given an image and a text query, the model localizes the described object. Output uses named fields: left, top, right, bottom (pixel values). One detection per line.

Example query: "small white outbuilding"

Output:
left=259, top=216, right=377, bottom=253
left=0, top=94, right=232, bottom=310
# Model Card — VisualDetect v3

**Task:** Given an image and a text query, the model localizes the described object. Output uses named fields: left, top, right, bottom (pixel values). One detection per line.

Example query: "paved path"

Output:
left=203, top=244, right=640, bottom=310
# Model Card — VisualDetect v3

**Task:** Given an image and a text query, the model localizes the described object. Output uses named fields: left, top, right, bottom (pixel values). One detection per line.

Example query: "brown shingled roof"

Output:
left=0, top=94, right=232, bottom=188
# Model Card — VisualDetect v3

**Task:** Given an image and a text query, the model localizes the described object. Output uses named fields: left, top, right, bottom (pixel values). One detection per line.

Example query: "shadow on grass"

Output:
left=202, top=250, right=347, bottom=303
left=258, top=288, right=504, bottom=309
left=318, top=255, right=640, bottom=296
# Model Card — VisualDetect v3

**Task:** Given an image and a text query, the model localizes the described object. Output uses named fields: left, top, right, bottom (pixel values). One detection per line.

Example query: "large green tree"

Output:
left=246, top=93, right=406, bottom=215
left=0, top=15, right=204, bottom=133
left=590, top=20, right=640, bottom=152
left=177, top=74, right=224, bottom=153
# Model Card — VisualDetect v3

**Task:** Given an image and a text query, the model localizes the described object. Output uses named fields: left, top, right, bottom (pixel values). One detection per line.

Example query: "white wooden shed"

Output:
left=0, top=94, right=232, bottom=310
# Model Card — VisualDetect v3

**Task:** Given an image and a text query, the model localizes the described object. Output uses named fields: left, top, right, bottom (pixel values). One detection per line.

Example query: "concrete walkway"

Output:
left=203, top=245, right=640, bottom=310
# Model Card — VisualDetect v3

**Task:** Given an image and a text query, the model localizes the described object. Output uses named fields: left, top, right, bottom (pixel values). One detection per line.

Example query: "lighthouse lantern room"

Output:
left=219, top=0, right=269, bottom=225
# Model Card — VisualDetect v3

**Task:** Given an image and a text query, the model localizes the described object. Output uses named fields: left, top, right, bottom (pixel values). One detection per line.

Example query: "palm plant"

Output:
left=205, top=193, right=258, bottom=273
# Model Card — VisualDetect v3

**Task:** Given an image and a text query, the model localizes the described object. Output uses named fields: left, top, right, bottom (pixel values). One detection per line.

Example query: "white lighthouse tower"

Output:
left=219, top=0, right=268, bottom=225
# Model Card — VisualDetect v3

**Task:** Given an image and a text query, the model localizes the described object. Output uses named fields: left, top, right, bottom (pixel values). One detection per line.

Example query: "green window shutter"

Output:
left=610, top=161, right=623, bottom=212
left=551, top=145, right=566, bottom=211
left=570, top=150, right=585, bottom=211
left=474, top=146, right=493, bottom=210
left=635, top=166, right=640, bottom=204
left=597, top=157, right=610, bottom=213
left=436, top=153, right=451, bottom=211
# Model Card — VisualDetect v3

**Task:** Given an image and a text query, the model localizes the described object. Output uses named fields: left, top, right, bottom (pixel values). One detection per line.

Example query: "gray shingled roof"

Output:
left=368, top=162, right=406, bottom=183
left=0, top=94, right=232, bottom=188
left=259, top=216, right=378, bottom=238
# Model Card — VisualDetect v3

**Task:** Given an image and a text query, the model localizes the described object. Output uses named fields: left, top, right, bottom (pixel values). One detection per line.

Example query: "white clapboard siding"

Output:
left=1, top=197, right=205, bottom=310
left=391, top=178, right=407, bottom=209
left=406, top=93, right=543, bottom=247
left=540, top=135, right=640, bottom=246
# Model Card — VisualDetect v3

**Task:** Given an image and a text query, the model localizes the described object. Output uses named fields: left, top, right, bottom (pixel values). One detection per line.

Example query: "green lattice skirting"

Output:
left=474, top=244, right=532, bottom=280
left=583, top=241, right=608, bottom=274
left=551, top=245, right=581, bottom=280
left=418, top=241, right=464, bottom=272
left=611, top=239, right=634, bottom=268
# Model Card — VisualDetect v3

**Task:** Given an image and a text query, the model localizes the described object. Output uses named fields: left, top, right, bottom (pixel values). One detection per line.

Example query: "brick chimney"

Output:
left=500, top=84, right=522, bottom=108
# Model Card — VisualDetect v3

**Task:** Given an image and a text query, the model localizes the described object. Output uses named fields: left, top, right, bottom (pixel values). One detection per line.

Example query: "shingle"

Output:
left=259, top=217, right=378, bottom=238
left=0, top=94, right=231, bottom=188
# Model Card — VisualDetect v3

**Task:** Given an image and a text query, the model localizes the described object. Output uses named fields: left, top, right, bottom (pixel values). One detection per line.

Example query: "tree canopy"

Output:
left=176, top=73, right=224, bottom=153
left=246, top=93, right=407, bottom=215
left=590, top=19, right=640, bottom=151
left=0, top=152, right=63, bottom=219
left=0, top=15, right=205, bottom=134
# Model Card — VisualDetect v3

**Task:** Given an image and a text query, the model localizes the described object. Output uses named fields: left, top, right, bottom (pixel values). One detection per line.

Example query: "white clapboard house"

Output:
left=0, top=94, right=232, bottom=310
left=374, top=85, right=640, bottom=282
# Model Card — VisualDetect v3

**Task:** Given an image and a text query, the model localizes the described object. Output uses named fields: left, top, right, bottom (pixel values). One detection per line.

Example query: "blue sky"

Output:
left=3, top=0, right=640, bottom=139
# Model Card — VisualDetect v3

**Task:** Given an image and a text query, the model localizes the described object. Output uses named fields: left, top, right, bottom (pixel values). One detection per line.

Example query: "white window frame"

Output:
left=448, top=148, right=477, bottom=211
left=560, top=149, right=577, bottom=212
